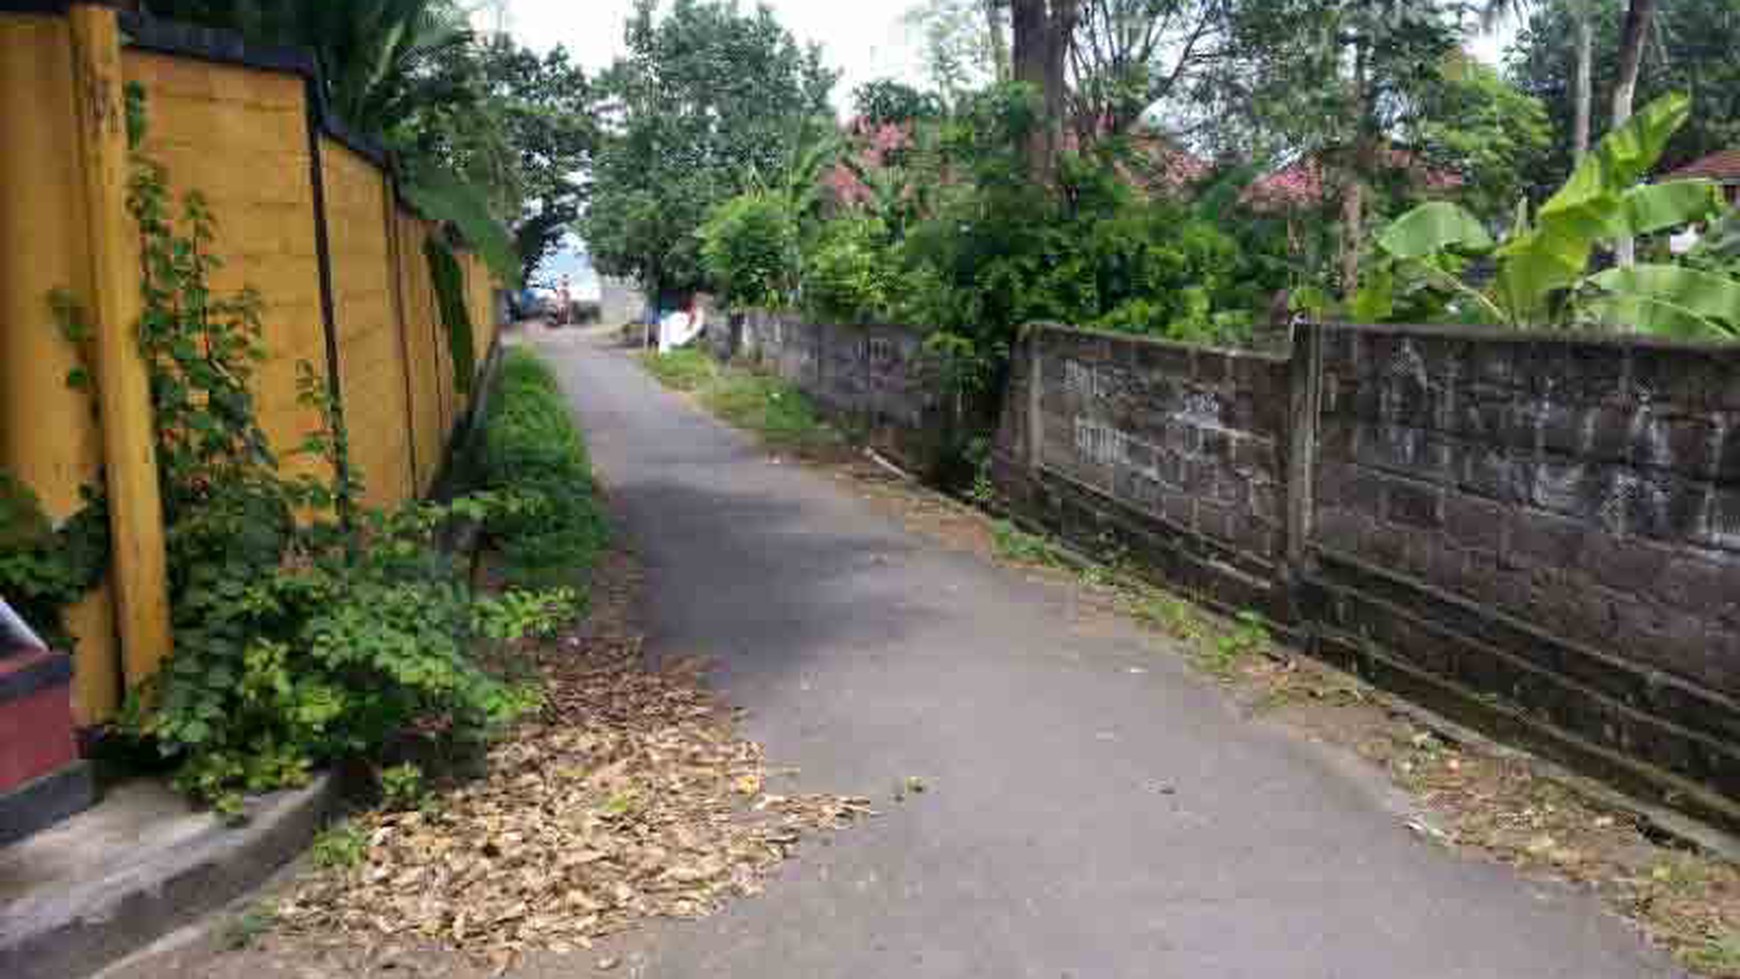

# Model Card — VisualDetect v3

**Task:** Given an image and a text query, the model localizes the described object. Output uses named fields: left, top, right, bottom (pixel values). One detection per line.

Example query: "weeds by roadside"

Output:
left=219, top=903, right=278, bottom=951
left=639, top=347, right=717, bottom=391
left=309, top=824, right=367, bottom=870
left=830, top=456, right=1740, bottom=978
left=990, top=519, right=1068, bottom=568
left=476, top=350, right=610, bottom=589
left=640, top=350, right=845, bottom=458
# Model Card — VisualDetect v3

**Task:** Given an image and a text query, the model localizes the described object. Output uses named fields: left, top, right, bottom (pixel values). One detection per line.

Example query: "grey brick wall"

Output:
left=994, top=321, right=1740, bottom=830
left=716, top=312, right=1740, bottom=827
left=1033, top=326, right=1290, bottom=563
left=1316, top=327, right=1740, bottom=695
left=722, top=310, right=956, bottom=477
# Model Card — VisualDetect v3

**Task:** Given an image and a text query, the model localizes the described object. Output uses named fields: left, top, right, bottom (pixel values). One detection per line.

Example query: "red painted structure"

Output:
left=0, top=621, right=92, bottom=846
left=0, top=647, right=80, bottom=791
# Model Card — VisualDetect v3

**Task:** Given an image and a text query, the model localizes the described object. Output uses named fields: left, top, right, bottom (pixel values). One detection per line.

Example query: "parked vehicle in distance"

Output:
left=510, top=287, right=556, bottom=321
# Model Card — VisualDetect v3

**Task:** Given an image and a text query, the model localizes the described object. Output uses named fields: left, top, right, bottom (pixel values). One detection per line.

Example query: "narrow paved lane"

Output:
left=539, top=331, right=1675, bottom=979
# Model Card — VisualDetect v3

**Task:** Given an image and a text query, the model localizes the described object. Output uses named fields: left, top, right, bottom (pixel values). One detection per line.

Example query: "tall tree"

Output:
left=1509, top=0, right=1739, bottom=199
left=1199, top=0, right=1460, bottom=296
left=1481, top=0, right=1595, bottom=161
left=582, top=0, right=836, bottom=302
left=904, top=0, right=1010, bottom=101
left=1611, top=0, right=1660, bottom=268
left=985, top=0, right=1013, bottom=82
left=1069, top=0, right=1223, bottom=138
left=474, top=41, right=597, bottom=281
left=1011, top=0, right=1079, bottom=181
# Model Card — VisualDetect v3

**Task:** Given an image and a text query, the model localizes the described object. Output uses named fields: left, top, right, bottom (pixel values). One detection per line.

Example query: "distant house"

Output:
left=1666, top=149, right=1740, bottom=204
left=823, top=118, right=1211, bottom=211
left=1240, top=147, right=1463, bottom=215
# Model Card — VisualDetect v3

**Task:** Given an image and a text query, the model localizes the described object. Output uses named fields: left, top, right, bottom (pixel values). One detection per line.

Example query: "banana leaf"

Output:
left=1618, top=180, right=1724, bottom=238
left=1586, top=264, right=1740, bottom=337
left=1376, top=201, right=1493, bottom=261
left=1351, top=263, right=1394, bottom=322
left=1540, top=93, right=1690, bottom=224
left=1494, top=94, right=1693, bottom=323
left=401, top=166, right=522, bottom=287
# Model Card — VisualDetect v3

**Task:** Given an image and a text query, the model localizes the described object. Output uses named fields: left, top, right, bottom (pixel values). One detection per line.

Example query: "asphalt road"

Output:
left=540, top=330, right=1678, bottom=979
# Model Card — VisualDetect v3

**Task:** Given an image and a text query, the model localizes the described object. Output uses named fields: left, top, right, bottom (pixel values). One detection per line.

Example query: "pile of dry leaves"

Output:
left=278, top=552, right=871, bottom=964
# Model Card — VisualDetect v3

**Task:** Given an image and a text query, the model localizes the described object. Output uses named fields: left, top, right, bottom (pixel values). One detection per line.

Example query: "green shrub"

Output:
left=122, top=146, right=576, bottom=817
left=477, top=350, right=610, bottom=588
left=803, top=216, right=894, bottom=323
left=639, top=348, right=718, bottom=390
left=699, top=192, right=798, bottom=308
left=136, top=496, right=570, bottom=815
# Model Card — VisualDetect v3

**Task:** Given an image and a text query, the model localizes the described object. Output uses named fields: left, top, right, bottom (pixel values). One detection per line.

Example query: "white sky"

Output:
left=502, top=1, right=1518, bottom=109
left=503, top=0, right=929, bottom=111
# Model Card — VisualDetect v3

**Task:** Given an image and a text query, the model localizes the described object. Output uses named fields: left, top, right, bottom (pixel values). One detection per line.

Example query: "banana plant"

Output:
left=1356, top=93, right=1740, bottom=338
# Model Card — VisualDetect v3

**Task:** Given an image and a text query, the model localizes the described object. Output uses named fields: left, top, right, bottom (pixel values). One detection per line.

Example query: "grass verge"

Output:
left=476, top=349, right=610, bottom=589
left=985, top=515, right=1740, bottom=976
left=640, top=349, right=845, bottom=457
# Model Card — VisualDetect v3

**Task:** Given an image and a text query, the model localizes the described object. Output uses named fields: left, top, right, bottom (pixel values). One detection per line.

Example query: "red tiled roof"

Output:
left=1668, top=149, right=1740, bottom=182
left=1240, top=147, right=1462, bottom=213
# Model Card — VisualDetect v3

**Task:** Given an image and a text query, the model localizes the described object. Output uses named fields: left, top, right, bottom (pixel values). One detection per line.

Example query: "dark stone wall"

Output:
left=718, top=312, right=1740, bottom=827
left=993, top=321, right=1740, bottom=830
left=725, top=310, right=954, bottom=476
left=1315, top=327, right=1740, bottom=695
left=1034, top=327, right=1291, bottom=563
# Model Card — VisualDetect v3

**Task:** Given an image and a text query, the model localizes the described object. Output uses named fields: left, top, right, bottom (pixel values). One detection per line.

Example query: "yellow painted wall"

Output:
left=321, top=138, right=414, bottom=508
left=396, top=212, right=446, bottom=494
left=0, top=14, right=121, bottom=722
left=465, top=252, right=494, bottom=373
left=3, top=16, right=506, bottom=720
left=122, top=51, right=334, bottom=489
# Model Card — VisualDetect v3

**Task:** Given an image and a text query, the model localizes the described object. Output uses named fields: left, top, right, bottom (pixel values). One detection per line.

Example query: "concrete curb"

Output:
left=0, top=775, right=337, bottom=979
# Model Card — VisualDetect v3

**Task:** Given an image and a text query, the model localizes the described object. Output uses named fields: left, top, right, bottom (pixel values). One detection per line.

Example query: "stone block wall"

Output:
left=1037, top=327, right=1290, bottom=561
left=1316, top=328, right=1740, bottom=691
left=708, top=311, right=1740, bottom=827
left=993, top=321, right=1740, bottom=829
left=725, top=311, right=956, bottom=476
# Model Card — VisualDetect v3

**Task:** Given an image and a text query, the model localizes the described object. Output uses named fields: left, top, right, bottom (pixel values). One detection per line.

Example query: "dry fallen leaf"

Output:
left=279, top=550, right=868, bottom=962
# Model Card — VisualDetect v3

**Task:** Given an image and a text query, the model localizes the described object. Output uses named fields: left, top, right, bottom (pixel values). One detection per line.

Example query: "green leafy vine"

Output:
left=113, top=97, right=574, bottom=816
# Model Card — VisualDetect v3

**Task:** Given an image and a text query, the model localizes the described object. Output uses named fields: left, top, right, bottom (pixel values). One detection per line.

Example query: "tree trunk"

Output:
left=1011, top=0, right=1076, bottom=184
left=1339, top=38, right=1374, bottom=302
left=985, top=0, right=1011, bottom=83
left=1612, top=0, right=1658, bottom=269
left=1340, top=180, right=1365, bottom=301
left=1572, top=11, right=1593, bottom=161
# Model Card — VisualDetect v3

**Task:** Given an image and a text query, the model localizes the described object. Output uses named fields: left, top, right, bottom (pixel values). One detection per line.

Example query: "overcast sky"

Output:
left=501, top=0, right=1518, bottom=108
left=504, top=0, right=929, bottom=110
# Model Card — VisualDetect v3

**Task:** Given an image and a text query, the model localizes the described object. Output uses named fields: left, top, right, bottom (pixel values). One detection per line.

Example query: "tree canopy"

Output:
left=580, top=0, right=837, bottom=301
left=1508, top=0, right=1740, bottom=200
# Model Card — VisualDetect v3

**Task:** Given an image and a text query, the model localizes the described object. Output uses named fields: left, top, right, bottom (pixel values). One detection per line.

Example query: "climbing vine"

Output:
left=111, top=98, right=573, bottom=815
left=0, top=474, right=108, bottom=651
